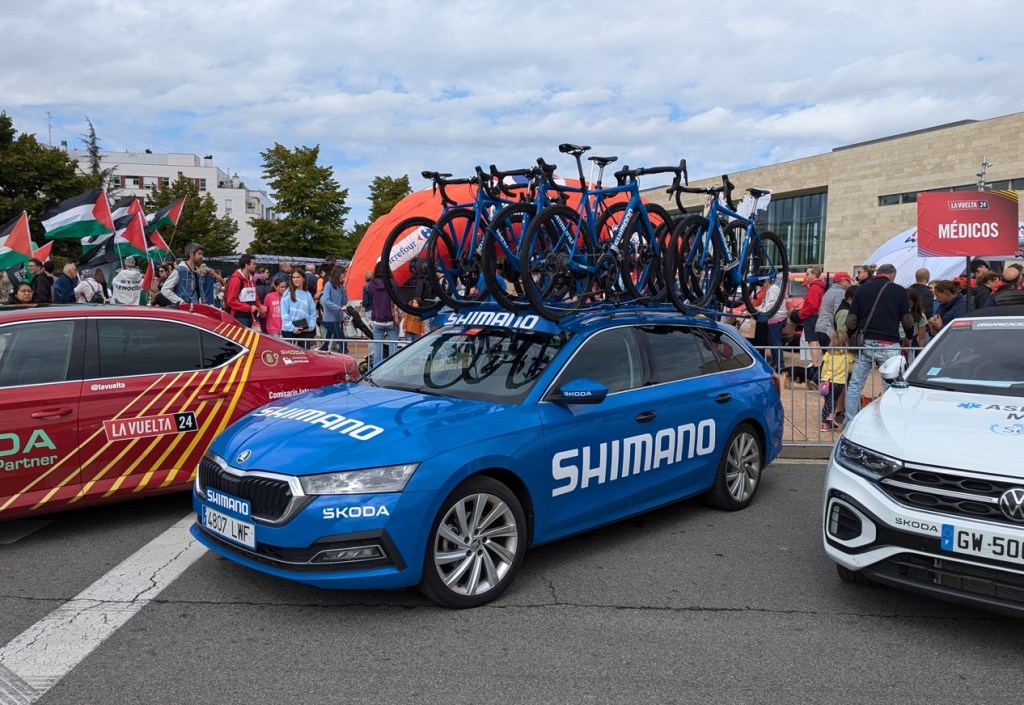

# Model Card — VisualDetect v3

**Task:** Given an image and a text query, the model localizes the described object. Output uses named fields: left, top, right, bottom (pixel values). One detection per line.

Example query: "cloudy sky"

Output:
left=4, top=0, right=1023, bottom=226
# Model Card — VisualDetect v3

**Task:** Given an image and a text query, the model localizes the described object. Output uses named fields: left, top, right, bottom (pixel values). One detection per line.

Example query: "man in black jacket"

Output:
left=27, top=258, right=51, bottom=303
left=844, top=263, right=916, bottom=420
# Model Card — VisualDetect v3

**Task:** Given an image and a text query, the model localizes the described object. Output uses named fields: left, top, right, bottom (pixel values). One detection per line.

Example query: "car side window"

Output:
left=97, top=319, right=203, bottom=377
left=698, top=328, right=754, bottom=371
left=200, top=331, right=243, bottom=368
left=638, top=326, right=709, bottom=382
left=0, top=320, right=76, bottom=388
left=553, top=327, right=642, bottom=394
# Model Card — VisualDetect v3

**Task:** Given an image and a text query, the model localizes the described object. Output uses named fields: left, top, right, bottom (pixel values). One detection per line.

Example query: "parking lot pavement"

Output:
left=3, top=464, right=1023, bottom=705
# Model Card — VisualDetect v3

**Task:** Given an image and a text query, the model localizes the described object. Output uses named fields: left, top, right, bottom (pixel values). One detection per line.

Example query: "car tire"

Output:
left=704, top=423, right=763, bottom=511
left=418, top=476, right=527, bottom=609
left=835, top=563, right=878, bottom=586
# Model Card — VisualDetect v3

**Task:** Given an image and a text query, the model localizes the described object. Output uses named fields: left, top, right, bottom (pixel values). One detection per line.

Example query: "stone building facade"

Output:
left=642, top=112, right=1024, bottom=272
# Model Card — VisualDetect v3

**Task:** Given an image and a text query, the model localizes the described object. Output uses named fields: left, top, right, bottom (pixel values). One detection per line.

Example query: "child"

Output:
left=820, top=329, right=855, bottom=431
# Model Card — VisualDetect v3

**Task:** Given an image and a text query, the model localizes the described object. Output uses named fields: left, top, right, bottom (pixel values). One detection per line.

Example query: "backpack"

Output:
left=88, top=282, right=105, bottom=304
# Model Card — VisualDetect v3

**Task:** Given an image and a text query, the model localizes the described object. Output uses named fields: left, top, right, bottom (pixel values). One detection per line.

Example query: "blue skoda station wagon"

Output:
left=192, top=306, right=784, bottom=608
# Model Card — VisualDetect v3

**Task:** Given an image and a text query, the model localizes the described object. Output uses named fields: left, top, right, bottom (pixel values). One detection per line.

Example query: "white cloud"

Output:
left=3, top=0, right=1024, bottom=227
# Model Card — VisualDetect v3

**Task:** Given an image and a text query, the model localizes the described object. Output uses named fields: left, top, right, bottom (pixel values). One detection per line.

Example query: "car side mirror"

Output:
left=548, top=378, right=609, bottom=405
left=879, top=355, right=907, bottom=386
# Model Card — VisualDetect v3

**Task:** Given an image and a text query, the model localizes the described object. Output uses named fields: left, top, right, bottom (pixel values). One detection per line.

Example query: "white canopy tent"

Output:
left=865, top=223, right=1024, bottom=287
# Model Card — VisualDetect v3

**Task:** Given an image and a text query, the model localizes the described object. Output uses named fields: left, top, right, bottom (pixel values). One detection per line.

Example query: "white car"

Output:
left=823, top=308, right=1024, bottom=616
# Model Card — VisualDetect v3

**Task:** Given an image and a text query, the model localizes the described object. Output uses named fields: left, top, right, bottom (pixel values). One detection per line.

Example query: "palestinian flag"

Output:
left=146, top=230, right=172, bottom=261
left=32, top=241, right=53, bottom=262
left=0, top=212, right=33, bottom=270
left=114, top=213, right=148, bottom=258
left=110, top=195, right=144, bottom=221
left=84, top=196, right=144, bottom=251
left=146, top=197, right=185, bottom=231
left=39, top=188, right=115, bottom=240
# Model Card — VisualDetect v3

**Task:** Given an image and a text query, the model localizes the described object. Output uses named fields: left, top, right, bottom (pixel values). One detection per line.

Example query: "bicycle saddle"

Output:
left=588, top=155, right=618, bottom=167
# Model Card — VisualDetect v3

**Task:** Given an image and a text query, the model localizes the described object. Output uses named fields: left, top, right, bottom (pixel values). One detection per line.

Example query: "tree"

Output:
left=249, top=143, right=349, bottom=258
left=368, top=175, right=411, bottom=223
left=338, top=175, right=412, bottom=260
left=79, top=117, right=117, bottom=190
left=0, top=111, right=94, bottom=262
left=146, top=172, right=239, bottom=257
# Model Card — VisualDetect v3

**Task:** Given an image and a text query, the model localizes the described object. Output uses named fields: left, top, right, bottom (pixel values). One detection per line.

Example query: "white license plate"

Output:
left=941, top=523, right=1024, bottom=566
left=203, top=505, right=256, bottom=549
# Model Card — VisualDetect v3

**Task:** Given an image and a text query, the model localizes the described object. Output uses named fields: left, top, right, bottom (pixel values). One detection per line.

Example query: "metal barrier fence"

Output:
left=271, top=329, right=895, bottom=449
left=750, top=344, right=903, bottom=447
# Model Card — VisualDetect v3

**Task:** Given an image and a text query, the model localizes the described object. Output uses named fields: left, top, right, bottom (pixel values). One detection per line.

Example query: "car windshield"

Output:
left=907, top=319, right=1024, bottom=396
left=364, top=327, right=567, bottom=403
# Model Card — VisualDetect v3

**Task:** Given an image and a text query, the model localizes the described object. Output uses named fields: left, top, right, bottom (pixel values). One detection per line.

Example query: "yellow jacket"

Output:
left=820, top=350, right=855, bottom=383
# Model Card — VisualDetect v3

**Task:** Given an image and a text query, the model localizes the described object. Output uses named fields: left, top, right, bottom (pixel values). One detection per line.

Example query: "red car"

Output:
left=0, top=304, right=359, bottom=521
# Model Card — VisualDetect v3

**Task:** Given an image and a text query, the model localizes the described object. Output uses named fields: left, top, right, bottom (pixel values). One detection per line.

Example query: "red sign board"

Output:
left=917, top=190, right=1019, bottom=257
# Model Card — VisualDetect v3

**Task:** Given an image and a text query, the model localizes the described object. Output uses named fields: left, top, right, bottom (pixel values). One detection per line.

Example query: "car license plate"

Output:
left=941, top=523, right=1024, bottom=566
left=203, top=505, right=256, bottom=550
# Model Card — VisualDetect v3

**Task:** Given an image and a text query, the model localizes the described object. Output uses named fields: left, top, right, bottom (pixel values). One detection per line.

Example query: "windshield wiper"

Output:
left=908, top=380, right=957, bottom=391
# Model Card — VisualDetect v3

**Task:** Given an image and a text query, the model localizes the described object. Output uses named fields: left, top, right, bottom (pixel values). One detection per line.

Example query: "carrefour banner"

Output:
left=917, top=190, right=1019, bottom=257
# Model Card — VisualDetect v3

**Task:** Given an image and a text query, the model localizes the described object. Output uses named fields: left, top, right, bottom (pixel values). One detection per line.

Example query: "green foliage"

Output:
left=0, top=111, right=94, bottom=263
left=79, top=117, right=117, bottom=190
left=249, top=143, right=350, bottom=258
left=336, top=175, right=412, bottom=261
left=146, top=172, right=239, bottom=257
left=367, top=175, right=411, bottom=223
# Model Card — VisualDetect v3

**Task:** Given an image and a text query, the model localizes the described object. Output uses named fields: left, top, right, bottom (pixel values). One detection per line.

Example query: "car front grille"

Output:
left=872, top=553, right=1024, bottom=606
left=198, top=456, right=294, bottom=521
left=879, top=466, right=1024, bottom=528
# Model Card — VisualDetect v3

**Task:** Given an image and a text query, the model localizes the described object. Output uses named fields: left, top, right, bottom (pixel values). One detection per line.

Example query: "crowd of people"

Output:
left=756, top=256, right=1024, bottom=431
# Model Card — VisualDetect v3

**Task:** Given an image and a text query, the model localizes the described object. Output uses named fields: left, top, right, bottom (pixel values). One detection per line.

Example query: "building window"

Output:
left=143, top=176, right=159, bottom=190
left=160, top=177, right=170, bottom=187
left=754, top=191, right=827, bottom=268
left=196, top=178, right=207, bottom=191
left=108, top=175, right=122, bottom=188
left=126, top=176, right=141, bottom=188
left=224, top=199, right=232, bottom=213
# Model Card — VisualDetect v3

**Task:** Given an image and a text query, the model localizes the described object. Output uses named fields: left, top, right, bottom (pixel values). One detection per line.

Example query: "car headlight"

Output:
left=834, top=438, right=901, bottom=481
left=298, top=464, right=419, bottom=495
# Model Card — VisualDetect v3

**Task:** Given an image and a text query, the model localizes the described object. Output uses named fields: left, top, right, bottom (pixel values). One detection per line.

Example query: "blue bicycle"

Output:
left=663, top=175, right=789, bottom=317
left=517, top=144, right=685, bottom=320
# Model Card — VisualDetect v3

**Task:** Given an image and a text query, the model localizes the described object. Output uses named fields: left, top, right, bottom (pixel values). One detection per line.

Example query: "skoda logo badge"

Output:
left=998, top=487, right=1024, bottom=523
left=236, top=449, right=252, bottom=464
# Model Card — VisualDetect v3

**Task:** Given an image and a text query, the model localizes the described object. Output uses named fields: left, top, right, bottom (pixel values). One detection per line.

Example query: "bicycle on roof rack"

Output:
left=516, top=143, right=687, bottom=322
left=380, top=166, right=529, bottom=318
left=663, top=174, right=789, bottom=318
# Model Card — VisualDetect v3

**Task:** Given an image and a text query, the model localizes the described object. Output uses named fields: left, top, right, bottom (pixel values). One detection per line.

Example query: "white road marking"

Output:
left=0, top=513, right=204, bottom=703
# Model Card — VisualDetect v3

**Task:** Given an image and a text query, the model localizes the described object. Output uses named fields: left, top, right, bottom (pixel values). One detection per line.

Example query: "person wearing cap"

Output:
left=812, top=272, right=853, bottom=386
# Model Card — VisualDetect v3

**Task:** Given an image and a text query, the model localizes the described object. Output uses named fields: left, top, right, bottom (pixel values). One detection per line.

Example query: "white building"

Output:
left=65, top=148, right=275, bottom=253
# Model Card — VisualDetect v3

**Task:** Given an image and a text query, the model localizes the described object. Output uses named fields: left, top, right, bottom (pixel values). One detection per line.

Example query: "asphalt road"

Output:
left=1, top=463, right=1022, bottom=705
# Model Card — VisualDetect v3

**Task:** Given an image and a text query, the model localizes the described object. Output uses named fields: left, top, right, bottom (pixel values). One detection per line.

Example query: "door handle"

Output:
left=197, top=391, right=230, bottom=401
left=715, top=393, right=732, bottom=404
left=30, top=407, right=74, bottom=419
left=635, top=410, right=657, bottom=424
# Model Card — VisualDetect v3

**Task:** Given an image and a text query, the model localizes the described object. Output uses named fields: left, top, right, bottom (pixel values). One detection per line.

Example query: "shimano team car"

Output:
left=0, top=303, right=358, bottom=520
left=192, top=305, right=784, bottom=608
left=824, top=307, right=1024, bottom=616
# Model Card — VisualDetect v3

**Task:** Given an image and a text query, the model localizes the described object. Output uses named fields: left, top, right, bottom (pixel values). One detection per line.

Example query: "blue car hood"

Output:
left=211, top=383, right=515, bottom=475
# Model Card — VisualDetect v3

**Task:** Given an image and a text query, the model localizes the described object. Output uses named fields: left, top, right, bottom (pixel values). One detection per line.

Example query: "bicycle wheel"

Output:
left=598, top=202, right=673, bottom=303
left=381, top=216, right=443, bottom=316
left=481, top=202, right=536, bottom=312
left=668, top=215, right=722, bottom=310
left=519, top=204, right=597, bottom=321
left=740, top=230, right=789, bottom=317
left=426, top=208, right=490, bottom=309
